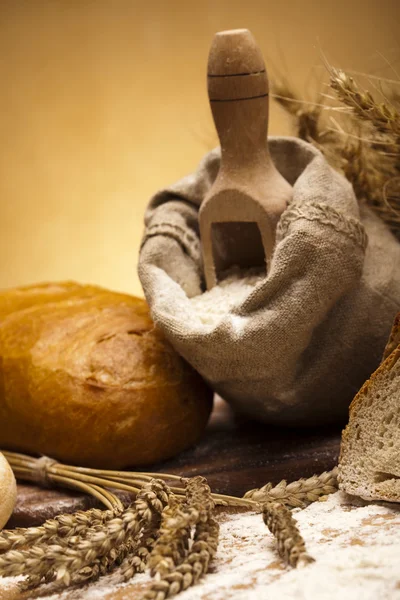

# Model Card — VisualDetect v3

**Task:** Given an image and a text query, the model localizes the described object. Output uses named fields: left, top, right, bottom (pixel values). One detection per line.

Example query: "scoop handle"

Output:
left=200, top=28, right=292, bottom=289
left=207, top=29, right=270, bottom=171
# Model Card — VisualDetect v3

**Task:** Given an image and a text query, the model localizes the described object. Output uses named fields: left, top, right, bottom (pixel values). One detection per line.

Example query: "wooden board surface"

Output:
left=7, top=398, right=341, bottom=529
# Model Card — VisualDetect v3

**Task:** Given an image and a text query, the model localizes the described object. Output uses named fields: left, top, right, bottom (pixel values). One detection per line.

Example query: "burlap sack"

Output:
left=138, top=137, right=400, bottom=425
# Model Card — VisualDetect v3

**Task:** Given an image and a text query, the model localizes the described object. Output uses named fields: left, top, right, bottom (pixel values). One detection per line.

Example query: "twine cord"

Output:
left=32, top=456, right=58, bottom=487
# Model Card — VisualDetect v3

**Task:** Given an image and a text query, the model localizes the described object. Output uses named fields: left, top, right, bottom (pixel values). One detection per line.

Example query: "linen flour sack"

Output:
left=138, top=137, right=400, bottom=425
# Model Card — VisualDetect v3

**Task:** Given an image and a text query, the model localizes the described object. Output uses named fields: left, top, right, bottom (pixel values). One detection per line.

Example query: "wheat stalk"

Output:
left=244, top=467, right=338, bottom=508
left=329, top=67, right=400, bottom=139
left=148, top=477, right=213, bottom=578
left=108, top=529, right=158, bottom=584
left=329, top=68, right=400, bottom=234
left=143, top=477, right=219, bottom=600
left=0, top=479, right=170, bottom=590
left=0, top=509, right=140, bottom=584
left=71, top=538, right=136, bottom=586
left=142, top=516, right=220, bottom=600
left=273, top=75, right=400, bottom=240
left=71, top=479, right=171, bottom=587
left=0, top=506, right=117, bottom=553
left=263, top=501, right=315, bottom=568
left=148, top=495, right=190, bottom=578
left=341, top=137, right=390, bottom=205
left=272, top=84, right=337, bottom=148
left=0, top=450, right=341, bottom=597
left=1, top=450, right=258, bottom=510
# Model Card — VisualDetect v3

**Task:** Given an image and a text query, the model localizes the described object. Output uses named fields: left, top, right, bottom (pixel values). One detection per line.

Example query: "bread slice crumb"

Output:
left=338, top=313, right=400, bottom=502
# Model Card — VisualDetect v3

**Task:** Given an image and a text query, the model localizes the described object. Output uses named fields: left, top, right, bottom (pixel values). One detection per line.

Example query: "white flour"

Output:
left=190, top=268, right=263, bottom=326
left=2, top=491, right=399, bottom=600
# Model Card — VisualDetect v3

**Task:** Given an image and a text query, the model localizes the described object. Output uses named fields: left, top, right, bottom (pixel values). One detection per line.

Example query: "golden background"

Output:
left=0, top=0, right=398, bottom=297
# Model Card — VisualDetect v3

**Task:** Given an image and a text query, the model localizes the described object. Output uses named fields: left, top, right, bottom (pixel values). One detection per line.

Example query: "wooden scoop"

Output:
left=199, top=29, right=292, bottom=289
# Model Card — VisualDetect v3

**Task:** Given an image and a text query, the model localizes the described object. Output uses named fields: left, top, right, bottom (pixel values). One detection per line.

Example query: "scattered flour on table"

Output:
left=2, top=491, right=399, bottom=600
left=190, top=267, right=263, bottom=326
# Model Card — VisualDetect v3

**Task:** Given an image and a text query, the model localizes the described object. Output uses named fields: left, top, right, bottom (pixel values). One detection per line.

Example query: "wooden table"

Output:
left=8, top=399, right=341, bottom=529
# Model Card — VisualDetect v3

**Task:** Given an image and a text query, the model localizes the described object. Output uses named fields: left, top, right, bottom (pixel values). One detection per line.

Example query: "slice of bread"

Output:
left=382, top=312, right=400, bottom=361
left=338, top=312, right=400, bottom=502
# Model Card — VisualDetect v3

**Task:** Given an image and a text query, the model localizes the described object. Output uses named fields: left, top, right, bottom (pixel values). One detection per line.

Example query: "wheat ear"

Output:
left=263, top=502, right=315, bottom=567
left=329, top=67, right=400, bottom=139
left=0, top=507, right=117, bottom=553
left=105, top=480, right=172, bottom=584
left=71, top=479, right=171, bottom=586
left=147, top=495, right=191, bottom=578
left=244, top=467, right=338, bottom=507
left=0, top=480, right=168, bottom=589
left=142, top=476, right=219, bottom=599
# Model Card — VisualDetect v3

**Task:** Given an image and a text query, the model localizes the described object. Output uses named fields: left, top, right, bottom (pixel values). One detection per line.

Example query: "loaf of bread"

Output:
left=0, top=282, right=213, bottom=469
left=338, top=312, right=400, bottom=502
left=0, top=453, right=16, bottom=529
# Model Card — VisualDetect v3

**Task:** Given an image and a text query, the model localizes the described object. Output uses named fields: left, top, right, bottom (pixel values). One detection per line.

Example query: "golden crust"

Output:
left=0, top=282, right=213, bottom=468
left=382, top=312, right=400, bottom=362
